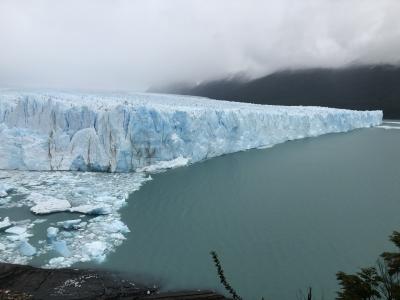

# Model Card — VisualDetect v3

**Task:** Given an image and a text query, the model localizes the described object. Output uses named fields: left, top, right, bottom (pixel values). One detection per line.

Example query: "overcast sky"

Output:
left=0, top=0, right=399, bottom=91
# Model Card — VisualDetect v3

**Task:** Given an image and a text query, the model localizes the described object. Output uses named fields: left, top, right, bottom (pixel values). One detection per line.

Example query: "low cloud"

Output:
left=0, top=0, right=399, bottom=90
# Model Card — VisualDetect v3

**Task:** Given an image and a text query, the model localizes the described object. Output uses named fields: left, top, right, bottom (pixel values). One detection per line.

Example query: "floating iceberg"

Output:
left=0, top=183, right=13, bottom=198
left=102, top=220, right=130, bottom=234
left=82, top=241, right=107, bottom=262
left=47, top=227, right=59, bottom=240
left=69, top=204, right=112, bottom=215
left=5, top=224, right=33, bottom=242
left=0, top=219, right=36, bottom=263
left=31, top=203, right=70, bottom=214
left=137, top=156, right=189, bottom=173
left=52, top=240, right=71, bottom=257
left=0, top=217, right=12, bottom=231
left=5, top=226, right=27, bottom=235
left=0, top=90, right=382, bottom=172
left=19, top=241, right=36, bottom=256
left=57, top=219, right=84, bottom=230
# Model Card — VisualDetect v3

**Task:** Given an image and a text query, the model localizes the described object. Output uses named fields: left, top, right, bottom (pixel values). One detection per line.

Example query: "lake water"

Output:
left=89, top=125, right=400, bottom=299
left=2, top=124, right=400, bottom=299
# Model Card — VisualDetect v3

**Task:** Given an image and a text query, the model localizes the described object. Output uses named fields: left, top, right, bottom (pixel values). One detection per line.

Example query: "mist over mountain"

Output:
left=152, top=65, right=400, bottom=119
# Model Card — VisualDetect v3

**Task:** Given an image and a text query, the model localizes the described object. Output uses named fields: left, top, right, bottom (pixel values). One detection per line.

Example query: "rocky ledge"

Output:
left=0, top=263, right=228, bottom=300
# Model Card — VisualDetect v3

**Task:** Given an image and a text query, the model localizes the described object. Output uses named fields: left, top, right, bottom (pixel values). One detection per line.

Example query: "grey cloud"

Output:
left=0, top=0, right=399, bottom=91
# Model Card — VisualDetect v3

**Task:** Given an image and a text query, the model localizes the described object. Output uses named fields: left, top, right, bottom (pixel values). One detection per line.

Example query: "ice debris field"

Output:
left=0, top=171, right=150, bottom=267
left=0, top=90, right=382, bottom=268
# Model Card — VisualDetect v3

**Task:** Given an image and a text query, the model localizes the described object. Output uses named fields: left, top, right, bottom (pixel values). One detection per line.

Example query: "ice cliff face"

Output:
left=0, top=90, right=382, bottom=172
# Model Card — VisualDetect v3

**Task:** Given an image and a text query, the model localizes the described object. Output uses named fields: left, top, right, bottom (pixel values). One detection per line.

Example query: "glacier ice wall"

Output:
left=0, top=90, right=382, bottom=172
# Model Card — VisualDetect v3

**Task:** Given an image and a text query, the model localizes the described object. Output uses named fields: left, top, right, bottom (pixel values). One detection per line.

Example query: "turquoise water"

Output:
left=2, top=125, right=400, bottom=299
left=91, top=126, right=400, bottom=299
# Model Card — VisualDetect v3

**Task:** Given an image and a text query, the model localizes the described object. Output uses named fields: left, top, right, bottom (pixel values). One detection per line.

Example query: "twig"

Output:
left=210, top=251, right=242, bottom=300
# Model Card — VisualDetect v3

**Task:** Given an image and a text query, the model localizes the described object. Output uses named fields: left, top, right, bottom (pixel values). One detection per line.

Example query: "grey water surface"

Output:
left=2, top=125, right=400, bottom=300
left=87, top=125, right=400, bottom=300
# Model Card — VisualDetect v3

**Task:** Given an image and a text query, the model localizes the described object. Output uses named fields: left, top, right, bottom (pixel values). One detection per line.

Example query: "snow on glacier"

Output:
left=0, top=89, right=383, bottom=268
left=0, top=90, right=382, bottom=172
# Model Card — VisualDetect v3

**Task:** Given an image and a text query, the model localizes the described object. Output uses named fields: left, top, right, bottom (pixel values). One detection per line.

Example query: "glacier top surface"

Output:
left=0, top=89, right=381, bottom=114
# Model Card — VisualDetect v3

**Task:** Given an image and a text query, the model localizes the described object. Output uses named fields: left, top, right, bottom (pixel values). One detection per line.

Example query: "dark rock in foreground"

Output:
left=0, top=263, right=228, bottom=300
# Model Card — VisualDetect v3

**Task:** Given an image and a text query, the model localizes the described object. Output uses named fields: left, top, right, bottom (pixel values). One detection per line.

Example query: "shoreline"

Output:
left=0, top=263, right=228, bottom=300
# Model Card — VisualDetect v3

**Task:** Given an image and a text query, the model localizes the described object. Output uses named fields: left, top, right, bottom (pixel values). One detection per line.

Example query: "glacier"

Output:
left=0, top=89, right=383, bottom=268
left=0, top=90, right=382, bottom=172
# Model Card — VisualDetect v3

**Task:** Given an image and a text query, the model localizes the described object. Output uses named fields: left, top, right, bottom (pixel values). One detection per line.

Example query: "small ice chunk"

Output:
left=28, top=192, right=71, bottom=214
left=5, top=226, right=27, bottom=235
left=5, top=225, right=31, bottom=241
left=31, top=199, right=71, bottom=214
left=95, top=196, right=117, bottom=202
left=48, top=257, right=65, bottom=266
left=57, top=219, right=82, bottom=230
left=19, top=241, right=36, bottom=256
left=137, top=156, right=189, bottom=173
left=62, top=232, right=73, bottom=238
left=0, top=243, right=5, bottom=251
left=52, top=240, right=71, bottom=257
left=33, top=219, right=47, bottom=224
left=69, top=204, right=112, bottom=215
left=7, top=235, right=25, bottom=241
left=110, top=232, right=126, bottom=240
left=0, top=217, right=12, bottom=230
left=0, top=197, right=11, bottom=205
left=47, top=227, right=59, bottom=240
left=103, top=220, right=130, bottom=233
left=0, top=183, right=13, bottom=198
left=83, top=241, right=106, bottom=262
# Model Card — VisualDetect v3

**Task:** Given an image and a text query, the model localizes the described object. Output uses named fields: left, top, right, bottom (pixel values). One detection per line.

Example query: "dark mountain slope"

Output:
left=156, top=65, right=400, bottom=118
